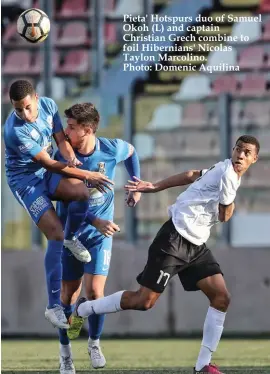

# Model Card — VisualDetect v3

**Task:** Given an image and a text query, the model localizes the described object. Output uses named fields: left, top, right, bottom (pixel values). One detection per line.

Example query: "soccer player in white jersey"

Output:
left=67, top=135, right=259, bottom=374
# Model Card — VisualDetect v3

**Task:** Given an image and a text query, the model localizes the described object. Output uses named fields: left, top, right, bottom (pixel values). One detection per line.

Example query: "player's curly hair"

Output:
left=9, top=80, right=35, bottom=101
left=64, top=103, right=100, bottom=133
left=235, top=135, right=260, bottom=155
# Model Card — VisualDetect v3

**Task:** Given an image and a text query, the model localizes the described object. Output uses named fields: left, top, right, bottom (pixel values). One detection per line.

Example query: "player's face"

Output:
left=12, top=94, right=38, bottom=123
left=65, top=118, right=89, bottom=149
left=232, top=141, right=258, bottom=174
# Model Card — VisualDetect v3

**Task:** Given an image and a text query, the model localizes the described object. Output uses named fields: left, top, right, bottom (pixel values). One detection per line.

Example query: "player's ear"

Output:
left=85, top=126, right=91, bottom=134
left=252, top=153, right=258, bottom=164
left=35, top=93, right=39, bottom=101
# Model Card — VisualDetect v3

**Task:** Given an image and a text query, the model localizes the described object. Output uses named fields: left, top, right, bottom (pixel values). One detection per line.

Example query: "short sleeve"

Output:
left=219, top=171, right=237, bottom=205
left=111, top=139, right=130, bottom=163
left=8, top=128, right=43, bottom=159
left=200, top=169, right=208, bottom=177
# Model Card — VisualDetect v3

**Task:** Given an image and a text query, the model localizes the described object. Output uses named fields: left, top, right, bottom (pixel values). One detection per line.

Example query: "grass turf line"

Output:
left=2, top=339, right=270, bottom=372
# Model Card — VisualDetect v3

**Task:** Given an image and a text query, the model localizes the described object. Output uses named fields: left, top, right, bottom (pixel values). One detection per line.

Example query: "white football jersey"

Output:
left=168, top=159, right=241, bottom=245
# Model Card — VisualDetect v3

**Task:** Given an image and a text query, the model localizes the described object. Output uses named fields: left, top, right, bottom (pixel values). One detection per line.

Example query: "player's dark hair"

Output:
left=64, top=103, right=100, bottom=133
left=9, top=80, right=35, bottom=101
left=235, top=135, right=260, bottom=155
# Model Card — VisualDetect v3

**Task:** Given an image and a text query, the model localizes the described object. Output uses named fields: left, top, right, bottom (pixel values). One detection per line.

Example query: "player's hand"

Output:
left=125, top=177, right=156, bottom=193
left=67, top=157, right=82, bottom=168
left=92, top=218, right=120, bottom=237
left=125, top=191, right=141, bottom=207
left=86, top=172, right=114, bottom=193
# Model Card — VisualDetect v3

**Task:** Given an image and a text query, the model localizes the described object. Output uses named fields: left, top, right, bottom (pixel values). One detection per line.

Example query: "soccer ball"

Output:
left=17, top=8, right=50, bottom=43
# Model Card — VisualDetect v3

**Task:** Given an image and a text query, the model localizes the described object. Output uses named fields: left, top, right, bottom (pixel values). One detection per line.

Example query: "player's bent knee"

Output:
left=73, top=183, right=89, bottom=202
left=212, top=291, right=231, bottom=311
left=45, top=226, right=64, bottom=241
left=78, top=187, right=90, bottom=201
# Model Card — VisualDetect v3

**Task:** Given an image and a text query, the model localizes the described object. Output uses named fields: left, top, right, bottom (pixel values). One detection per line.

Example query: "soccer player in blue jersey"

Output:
left=54, top=102, right=141, bottom=374
left=4, top=80, right=114, bottom=329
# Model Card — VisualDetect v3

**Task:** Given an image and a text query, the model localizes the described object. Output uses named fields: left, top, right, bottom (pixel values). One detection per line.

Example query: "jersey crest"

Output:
left=98, top=162, right=106, bottom=174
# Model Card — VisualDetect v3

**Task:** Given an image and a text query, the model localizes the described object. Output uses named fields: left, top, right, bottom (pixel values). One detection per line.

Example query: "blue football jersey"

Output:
left=4, top=97, right=63, bottom=188
left=56, top=137, right=130, bottom=239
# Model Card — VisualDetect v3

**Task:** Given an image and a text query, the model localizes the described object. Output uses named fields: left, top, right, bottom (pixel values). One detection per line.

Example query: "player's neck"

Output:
left=77, top=135, right=96, bottom=155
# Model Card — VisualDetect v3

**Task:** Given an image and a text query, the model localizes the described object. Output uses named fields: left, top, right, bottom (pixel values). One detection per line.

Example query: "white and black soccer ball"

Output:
left=17, top=8, right=50, bottom=43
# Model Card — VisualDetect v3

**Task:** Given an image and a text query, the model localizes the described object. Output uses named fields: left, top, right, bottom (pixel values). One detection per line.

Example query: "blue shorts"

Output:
left=62, top=236, right=113, bottom=280
left=11, top=171, right=63, bottom=224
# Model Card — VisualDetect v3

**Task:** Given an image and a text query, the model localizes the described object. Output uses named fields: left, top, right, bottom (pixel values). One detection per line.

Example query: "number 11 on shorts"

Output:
left=157, top=270, right=170, bottom=286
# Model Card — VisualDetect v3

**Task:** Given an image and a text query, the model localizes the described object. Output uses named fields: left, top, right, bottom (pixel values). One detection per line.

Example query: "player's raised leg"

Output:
left=53, top=177, right=91, bottom=263
left=68, top=219, right=179, bottom=339
left=68, top=286, right=161, bottom=340
left=85, top=274, right=107, bottom=369
left=194, top=274, right=230, bottom=374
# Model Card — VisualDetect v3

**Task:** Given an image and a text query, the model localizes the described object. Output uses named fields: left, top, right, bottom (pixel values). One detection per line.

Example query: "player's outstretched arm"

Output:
left=34, top=150, right=114, bottom=192
left=54, top=130, right=82, bottom=167
left=122, top=145, right=141, bottom=207
left=125, top=170, right=201, bottom=193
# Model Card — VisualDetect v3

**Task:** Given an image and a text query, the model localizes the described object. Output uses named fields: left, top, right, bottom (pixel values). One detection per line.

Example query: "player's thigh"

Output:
left=12, top=182, right=63, bottom=239
left=61, top=279, right=83, bottom=306
left=178, top=247, right=223, bottom=292
left=52, top=177, right=89, bottom=202
left=84, top=274, right=107, bottom=300
left=37, top=208, right=64, bottom=240
left=197, top=273, right=230, bottom=305
left=83, top=236, right=112, bottom=277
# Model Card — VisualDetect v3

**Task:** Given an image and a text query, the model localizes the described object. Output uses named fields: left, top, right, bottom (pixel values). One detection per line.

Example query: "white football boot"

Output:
left=88, top=340, right=106, bottom=369
left=64, top=238, right=91, bottom=263
left=59, top=355, right=75, bottom=374
left=45, top=305, right=70, bottom=329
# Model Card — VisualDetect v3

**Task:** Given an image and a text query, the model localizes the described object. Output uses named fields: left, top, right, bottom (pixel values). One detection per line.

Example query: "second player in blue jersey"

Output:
left=55, top=102, right=141, bottom=372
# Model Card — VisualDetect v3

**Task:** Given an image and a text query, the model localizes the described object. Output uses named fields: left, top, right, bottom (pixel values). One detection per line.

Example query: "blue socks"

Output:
left=88, top=314, right=105, bottom=340
left=45, top=240, right=63, bottom=308
left=65, top=200, right=89, bottom=240
left=58, top=302, right=75, bottom=345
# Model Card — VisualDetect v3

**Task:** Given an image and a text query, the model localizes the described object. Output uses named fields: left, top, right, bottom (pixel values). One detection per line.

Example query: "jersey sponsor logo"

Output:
left=18, top=142, right=34, bottom=153
left=30, top=129, right=40, bottom=141
left=88, top=194, right=105, bottom=207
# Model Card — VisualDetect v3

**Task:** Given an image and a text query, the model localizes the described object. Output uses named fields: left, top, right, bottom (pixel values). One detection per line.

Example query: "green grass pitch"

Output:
left=2, top=339, right=270, bottom=373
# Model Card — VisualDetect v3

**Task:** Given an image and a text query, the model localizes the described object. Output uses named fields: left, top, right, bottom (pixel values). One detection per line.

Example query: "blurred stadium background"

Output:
left=1, top=0, right=270, bottom=371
